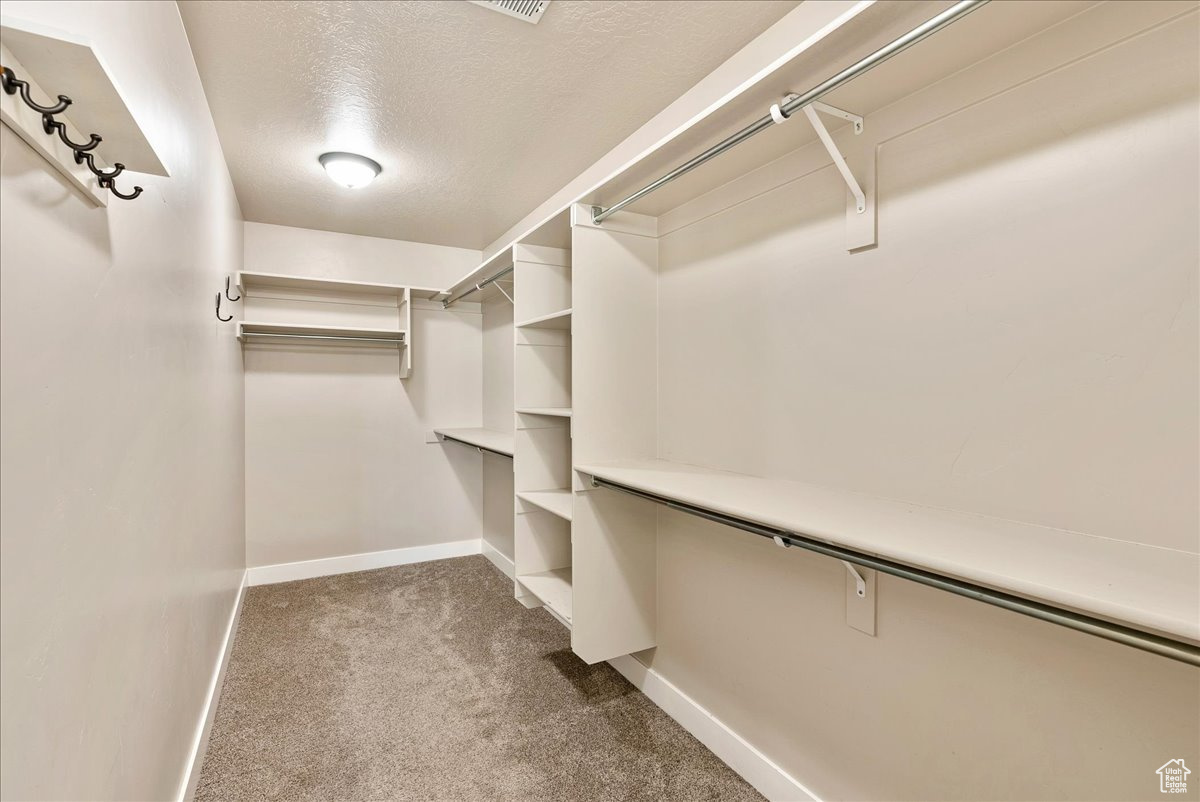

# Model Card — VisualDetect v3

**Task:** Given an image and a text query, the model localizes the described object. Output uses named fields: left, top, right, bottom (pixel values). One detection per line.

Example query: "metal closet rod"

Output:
left=591, top=0, right=989, bottom=225
left=241, top=332, right=405, bottom=345
left=589, top=476, right=1200, bottom=666
left=442, top=265, right=514, bottom=309
left=439, top=434, right=513, bottom=459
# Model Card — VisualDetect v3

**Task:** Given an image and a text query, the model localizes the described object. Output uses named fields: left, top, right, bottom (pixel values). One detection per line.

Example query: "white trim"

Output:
left=246, top=539, right=482, bottom=586
left=607, top=654, right=820, bottom=802
left=481, top=539, right=516, bottom=580
left=178, top=570, right=247, bottom=802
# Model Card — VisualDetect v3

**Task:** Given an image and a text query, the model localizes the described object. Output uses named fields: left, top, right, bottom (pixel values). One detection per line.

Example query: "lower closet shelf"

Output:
left=516, top=489, right=572, bottom=521
left=518, top=568, right=572, bottom=623
left=238, top=321, right=406, bottom=346
left=434, top=427, right=514, bottom=458
left=576, top=458, right=1200, bottom=645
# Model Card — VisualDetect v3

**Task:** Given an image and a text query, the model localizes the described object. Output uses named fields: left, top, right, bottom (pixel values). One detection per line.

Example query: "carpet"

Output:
left=194, top=555, right=763, bottom=801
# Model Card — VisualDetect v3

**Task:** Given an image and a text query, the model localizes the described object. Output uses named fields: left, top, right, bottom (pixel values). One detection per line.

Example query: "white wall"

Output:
left=0, top=2, right=245, bottom=800
left=649, top=5, right=1199, bottom=800
left=242, top=223, right=483, bottom=567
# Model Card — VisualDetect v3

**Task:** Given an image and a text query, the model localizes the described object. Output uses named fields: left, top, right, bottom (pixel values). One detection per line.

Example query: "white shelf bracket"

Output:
left=774, top=534, right=876, bottom=636
left=494, top=283, right=514, bottom=305
left=841, top=560, right=867, bottom=598
left=801, top=102, right=866, bottom=215
left=772, top=93, right=876, bottom=251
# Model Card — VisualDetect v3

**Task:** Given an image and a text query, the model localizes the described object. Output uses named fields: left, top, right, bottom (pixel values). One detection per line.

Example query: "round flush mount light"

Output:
left=318, top=152, right=381, bottom=189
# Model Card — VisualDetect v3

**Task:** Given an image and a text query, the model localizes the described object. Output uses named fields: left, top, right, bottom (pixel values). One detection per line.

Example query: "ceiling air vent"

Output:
left=468, top=0, right=551, bottom=25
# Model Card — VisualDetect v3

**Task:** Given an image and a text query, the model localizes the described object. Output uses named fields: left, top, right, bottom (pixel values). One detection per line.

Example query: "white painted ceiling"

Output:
left=178, top=0, right=801, bottom=249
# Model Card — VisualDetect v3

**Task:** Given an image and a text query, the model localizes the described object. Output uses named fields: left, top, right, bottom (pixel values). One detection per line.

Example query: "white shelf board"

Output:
left=434, top=427, right=514, bottom=458
left=410, top=286, right=449, bottom=301
left=238, top=321, right=406, bottom=345
left=516, top=407, right=572, bottom=418
left=441, top=245, right=514, bottom=304
left=517, top=489, right=572, bottom=521
left=238, top=271, right=407, bottom=298
left=516, top=308, right=572, bottom=330
left=575, top=458, right=1200, bottom=643
left=518, top=567, right=573, bottom=622
left=1, top=16, right=167, bottom=176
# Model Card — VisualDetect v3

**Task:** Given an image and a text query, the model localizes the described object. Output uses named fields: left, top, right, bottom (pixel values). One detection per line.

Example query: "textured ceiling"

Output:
left=178, top=0, right=801, bottom=249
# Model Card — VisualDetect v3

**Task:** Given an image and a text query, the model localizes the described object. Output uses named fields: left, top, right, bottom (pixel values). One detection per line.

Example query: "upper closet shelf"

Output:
left=434, top=427, right=514, bottom=458
left=238, top=321, right=405, bottom=346
left=516, top=407, right=572, bottom=418
left=516, top=308, right=571, bottom=330
left=576, top=459, right=1200, bottom=650
left=237, top=271, right=443, bottom=301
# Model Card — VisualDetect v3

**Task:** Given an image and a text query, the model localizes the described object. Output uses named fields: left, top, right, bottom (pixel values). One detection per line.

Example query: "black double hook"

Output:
left=1, top=66, right=70, bottom=114
left=1, top=64, right=142, bottom=201
left=43, top=114, right=101, bottom=151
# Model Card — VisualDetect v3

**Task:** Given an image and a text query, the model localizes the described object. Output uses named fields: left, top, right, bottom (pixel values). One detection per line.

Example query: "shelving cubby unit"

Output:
left=568, top=205, right=660, bottom=663
left=511, top=243, right=575, bottom=624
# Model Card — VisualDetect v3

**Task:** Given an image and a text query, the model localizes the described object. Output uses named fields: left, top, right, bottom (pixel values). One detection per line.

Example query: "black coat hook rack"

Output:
left=1, top=65, right=142, bottom=201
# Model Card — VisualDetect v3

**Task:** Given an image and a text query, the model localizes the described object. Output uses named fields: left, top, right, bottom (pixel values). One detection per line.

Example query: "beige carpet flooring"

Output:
left=195, top=555, right=762, bottom=801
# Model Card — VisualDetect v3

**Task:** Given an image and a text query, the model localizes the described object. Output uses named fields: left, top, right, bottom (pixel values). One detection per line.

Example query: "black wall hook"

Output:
left=1, top=66, right=71, bottom=114
left=42, top=114, right=101, bottom=151
left=73, top=150, right=124, bottom=181
left=107, top=182, right=143, bottom=200
left=215, top=292, right=232, bottom=322
left=224, top=276, right=241, bottom=302
left=2, top=64, right=142, bottom=201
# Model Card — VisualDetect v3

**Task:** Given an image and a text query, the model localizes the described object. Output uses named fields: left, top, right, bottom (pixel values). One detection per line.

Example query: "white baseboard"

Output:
left=178, top=570, right=247, bottom=802
left=607, top=654, right=820, bottom=802
left=246, top=539, right=482, bottom=586
left=481, top=539, right=515, bottom=580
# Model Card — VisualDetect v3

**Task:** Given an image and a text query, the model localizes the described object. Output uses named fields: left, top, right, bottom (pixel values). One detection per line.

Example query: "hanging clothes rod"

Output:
left=590, top=0, right=989, bottom=225
left=588, top=475, right=1200, bottom=666
left=439, top=433, right=513, bottom=459
left=240, top=332, right=405, bottom=345
left=442, top=265, right=514, bottom=309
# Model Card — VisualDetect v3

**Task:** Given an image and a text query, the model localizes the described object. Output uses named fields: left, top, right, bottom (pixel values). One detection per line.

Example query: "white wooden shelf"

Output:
left=238, top=321, right=406, bottom=346
left=518, top=567, right=573, bottom=622
left=517, top=489, right=572, bottom=521
left=237, top=271, right=444, bottom=301
left=516, top=407, right=572, bottom=418
left=434, top=427, right=514, bottom=458
left=575, top=458, right=1200, bottom=644
left=515, top=308, right=572, bottom=330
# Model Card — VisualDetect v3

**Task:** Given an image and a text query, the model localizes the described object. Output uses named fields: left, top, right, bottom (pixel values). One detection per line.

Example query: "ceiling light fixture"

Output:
left=318, top=152, right=381, bottom=189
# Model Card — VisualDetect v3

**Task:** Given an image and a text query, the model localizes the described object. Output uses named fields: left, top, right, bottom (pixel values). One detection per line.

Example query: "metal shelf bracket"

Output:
left=771, top=93, right=876, bottom=251
left=792, top=96, right=867, bottom=214
left=775, top=533, right=876, bottom=636
left=841, top=560, right=868, bottom=598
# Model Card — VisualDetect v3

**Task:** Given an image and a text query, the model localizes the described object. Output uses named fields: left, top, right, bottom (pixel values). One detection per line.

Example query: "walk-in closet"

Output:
left=2, top=1, right=1197, bottom=800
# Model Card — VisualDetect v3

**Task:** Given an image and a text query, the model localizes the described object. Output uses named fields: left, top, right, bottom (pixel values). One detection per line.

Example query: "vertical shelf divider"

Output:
left=568, top=203, right=661, bottom=663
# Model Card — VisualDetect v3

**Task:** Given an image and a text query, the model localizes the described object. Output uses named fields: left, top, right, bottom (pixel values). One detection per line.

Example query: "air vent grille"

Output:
left=468, top=0, right=551, bottom=25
